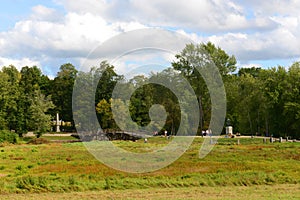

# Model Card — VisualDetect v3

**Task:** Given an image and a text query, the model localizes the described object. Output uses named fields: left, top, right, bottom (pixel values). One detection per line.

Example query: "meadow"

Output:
left=0, top=136, right=299, bottom=199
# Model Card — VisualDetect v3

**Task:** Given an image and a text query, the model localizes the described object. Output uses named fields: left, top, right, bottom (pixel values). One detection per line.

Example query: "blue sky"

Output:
left=0, top=0, right=62, bottom=31
left=0, top=0, right=300, bottom=77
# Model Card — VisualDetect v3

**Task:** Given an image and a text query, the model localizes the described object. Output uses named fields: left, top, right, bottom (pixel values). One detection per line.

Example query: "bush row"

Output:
left=0, top=130, right=18, bottom=144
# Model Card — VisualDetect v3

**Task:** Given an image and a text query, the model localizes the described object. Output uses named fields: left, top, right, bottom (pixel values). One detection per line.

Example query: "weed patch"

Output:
left=27, top=138, right=50, bottom=145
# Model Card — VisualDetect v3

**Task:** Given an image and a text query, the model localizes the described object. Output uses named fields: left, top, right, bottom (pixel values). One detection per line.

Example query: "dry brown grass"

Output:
left=1, top=184, right=299, bottom=200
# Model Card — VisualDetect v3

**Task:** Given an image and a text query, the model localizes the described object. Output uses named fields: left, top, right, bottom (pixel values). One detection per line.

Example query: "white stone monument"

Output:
left=226, top=126, right=233, bottom=136
left=56, top=113, right=61, bottom=132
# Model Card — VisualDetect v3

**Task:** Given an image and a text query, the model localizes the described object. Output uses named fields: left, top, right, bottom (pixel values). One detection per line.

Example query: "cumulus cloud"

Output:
left=79, top=29, right=192, bottom=76
left=0, top=57, right=40, bottom=70
left=59, top=0, right=277, bottom=33
left=207, top=26, right=300, bottom=62
left=0, top=10, right=148, bottom=60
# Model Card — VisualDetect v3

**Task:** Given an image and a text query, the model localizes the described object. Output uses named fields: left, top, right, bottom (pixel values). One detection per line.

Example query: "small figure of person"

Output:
left=206, top=129, right=209, bottom=136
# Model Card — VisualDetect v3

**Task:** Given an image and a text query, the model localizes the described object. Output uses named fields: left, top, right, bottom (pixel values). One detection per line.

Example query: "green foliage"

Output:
left=95, top=61, right=121, bottom=103
left=228, top=64, right=300, bottom=138
left=28, top=90, right=55, bottom=137
left=0, top=43, right=299, bottom=139
left=0, top=130, right=18, bottom=144
left=0, top=66, right=20, bottom=132
left=202, top=42, right=237, bottom=76
left=172, top=42, right=235, bottom=133
left=0, top=65, right=55, bottom=136
left=96, top=99, right=115, bottom=129
left=51, top=63, right=77, bottom=127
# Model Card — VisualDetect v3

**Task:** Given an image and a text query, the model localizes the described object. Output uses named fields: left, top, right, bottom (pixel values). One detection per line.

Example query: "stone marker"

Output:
left=226, top=126, right=233, bottom=137
left=56, top=113, right=60, bottom=133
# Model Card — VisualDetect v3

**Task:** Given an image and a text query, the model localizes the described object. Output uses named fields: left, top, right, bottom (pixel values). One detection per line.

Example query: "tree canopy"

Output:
left=0, top=42, right=299, bottom=139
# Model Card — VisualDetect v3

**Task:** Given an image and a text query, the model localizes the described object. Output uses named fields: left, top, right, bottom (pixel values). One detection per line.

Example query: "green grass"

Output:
left=0, top=137, right=299, bottom=194
left=40, top=136, right=79, bottom=141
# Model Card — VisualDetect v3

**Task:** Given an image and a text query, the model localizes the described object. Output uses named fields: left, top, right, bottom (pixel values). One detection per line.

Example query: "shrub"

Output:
left=104, top=178, right=111, bottom=190
left=0, top=130, right=18, bottom=144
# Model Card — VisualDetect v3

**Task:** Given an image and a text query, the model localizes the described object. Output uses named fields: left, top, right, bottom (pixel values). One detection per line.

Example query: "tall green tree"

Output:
left=172, top=42, right=236, bottom=134
left=202, top=42, right=237, bottom=76
left=0, top=70, right=10, bottom=130
left=94, top=61, right=121, bottom=104
left=129, top=75, right=153, bottom=127
left=28, top=89, right=55, bottom=137
left=283, top=62, right=300, bottom=138
left=1, top=66, right=20, bottom=132
left=236, top=73, right=265, bottom=135
left=18, top=66, right=45, bottom=133
left=51, top=63, right=77, bottom=129
left=260, top=67, right=289, bottom=137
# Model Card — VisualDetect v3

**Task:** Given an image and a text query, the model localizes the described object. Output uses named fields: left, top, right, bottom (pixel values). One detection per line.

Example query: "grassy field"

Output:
left=1, top=184, right=299, bottom=200
left=0, top=137, right=299, bottom=199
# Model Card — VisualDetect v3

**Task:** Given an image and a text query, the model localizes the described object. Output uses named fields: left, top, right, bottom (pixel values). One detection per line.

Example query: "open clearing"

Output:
left=0, top=137, right=299, bottom=199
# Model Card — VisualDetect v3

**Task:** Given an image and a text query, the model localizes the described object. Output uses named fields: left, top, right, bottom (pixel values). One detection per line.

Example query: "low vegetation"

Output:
left=0, top=137, right=298, bottom=195
left=0, top=130, right=18, bottom=144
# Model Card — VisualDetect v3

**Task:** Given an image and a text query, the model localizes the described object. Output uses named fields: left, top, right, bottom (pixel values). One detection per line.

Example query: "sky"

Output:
left=1, top=0, right=300, bottom=77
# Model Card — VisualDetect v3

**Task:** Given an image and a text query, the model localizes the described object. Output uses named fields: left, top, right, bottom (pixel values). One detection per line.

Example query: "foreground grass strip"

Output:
left=0, top=184, right=299, bottom=200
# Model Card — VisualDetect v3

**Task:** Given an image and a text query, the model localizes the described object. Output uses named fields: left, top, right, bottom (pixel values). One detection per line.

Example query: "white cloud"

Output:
left=1, top=0, right=300, bottom=76
left=0, top=57, right=40, bottom=70
left=57, top=0, right=278, bottom=33
left=207, top=24, right=300, bottom=62
left=30, top=5, right=64, bottom=22
left=175, top=29, right=206, bottom=43
left=236, top=0, right=300, bottom=16
left=79, top=29, right=192, bottom=76
left=54, top=0, right=108, bottom=15
left=238, top=63, right=262, bottom=69
left=0, top=10, right=148, bottom=60
left=51, top=0, right=300, bottom=65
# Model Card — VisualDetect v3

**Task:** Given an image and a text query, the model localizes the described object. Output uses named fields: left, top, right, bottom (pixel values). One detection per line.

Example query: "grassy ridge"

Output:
left=0, top=137, right=299, bottom=193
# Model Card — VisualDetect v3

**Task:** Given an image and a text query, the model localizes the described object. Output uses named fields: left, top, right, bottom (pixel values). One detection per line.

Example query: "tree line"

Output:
left=0, top=42, right=299, bottom=138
